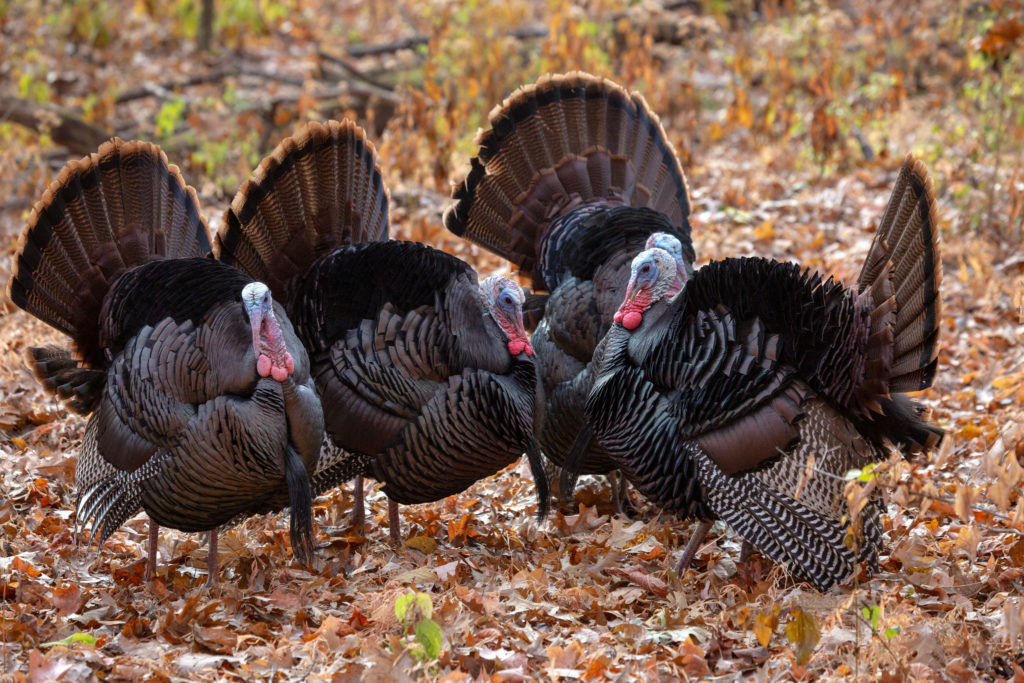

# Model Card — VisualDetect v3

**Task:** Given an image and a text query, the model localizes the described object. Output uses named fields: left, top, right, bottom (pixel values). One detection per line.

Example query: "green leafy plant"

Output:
left=394, top=591, right=443, bottom=663
left=154, top=98, right=187, bottom=138
left=861, top=604, right=900, bottom=639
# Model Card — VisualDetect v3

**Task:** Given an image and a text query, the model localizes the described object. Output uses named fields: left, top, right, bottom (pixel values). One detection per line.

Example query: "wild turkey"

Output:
left=577, top=156, right=944, bottom=591
left=215, top=119, right=548, bottom=541
left=443, top=71, right=695, bottom=510
left=7, top=139, right=325, bottom=586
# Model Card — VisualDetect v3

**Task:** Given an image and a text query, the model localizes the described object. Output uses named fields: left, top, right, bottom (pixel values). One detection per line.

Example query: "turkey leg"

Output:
left=205, top=529, right=219, bottom=588
left=350, top=475, right=365, bottom=527
left=388, top=499, right=401, bottom=542
left=144, top=523, right=159, bottom=580
left=675, top=519, right=714, bottom=573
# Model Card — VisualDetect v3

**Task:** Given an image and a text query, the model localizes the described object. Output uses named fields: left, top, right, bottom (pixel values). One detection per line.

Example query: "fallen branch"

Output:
left=317, top=50, right=395, bottom=93
left=240, top=65, right=402, bottom=105
left=0, top=95, right=110, bottom=155
left=115, top=66, right=241, bottom=104
left=346, top=24, right=548, bottom=58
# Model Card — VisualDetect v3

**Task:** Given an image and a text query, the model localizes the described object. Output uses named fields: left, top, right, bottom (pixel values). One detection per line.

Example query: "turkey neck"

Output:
left=592, top=298, right=673, bottom=379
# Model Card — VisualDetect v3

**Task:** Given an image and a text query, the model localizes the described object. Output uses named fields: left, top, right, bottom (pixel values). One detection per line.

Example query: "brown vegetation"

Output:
left=1, top=0, right=1023, bottom=679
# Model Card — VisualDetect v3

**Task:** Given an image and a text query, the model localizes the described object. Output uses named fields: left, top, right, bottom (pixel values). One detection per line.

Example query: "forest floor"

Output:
left=2, top=1, right=1024, bottom=681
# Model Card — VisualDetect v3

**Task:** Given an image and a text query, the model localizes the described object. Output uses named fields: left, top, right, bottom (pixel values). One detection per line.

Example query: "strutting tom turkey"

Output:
left=215, top=119, right=548, bottom=541
left=8, top=139, right=324, bottom=586
left=444, top=71, right=695, bottom=511
left=576, top=156, right=944, bottom=591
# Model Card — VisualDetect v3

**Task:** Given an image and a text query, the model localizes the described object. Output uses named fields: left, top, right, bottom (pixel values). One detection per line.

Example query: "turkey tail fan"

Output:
left=8, top=139, right=211, bottom=410
left=857, top=154, right=942, bottom=395
left=216, top=119, right=390, bottom=301
left=444, top=71, right=692, bottom=287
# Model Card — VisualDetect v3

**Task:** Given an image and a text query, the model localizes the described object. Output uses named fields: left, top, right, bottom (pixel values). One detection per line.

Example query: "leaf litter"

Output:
left=2, top=0, right=1024, bottom=680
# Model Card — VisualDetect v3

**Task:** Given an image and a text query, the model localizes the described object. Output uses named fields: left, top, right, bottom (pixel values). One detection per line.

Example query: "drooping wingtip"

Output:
left=559, top=421, right=595, bottom=499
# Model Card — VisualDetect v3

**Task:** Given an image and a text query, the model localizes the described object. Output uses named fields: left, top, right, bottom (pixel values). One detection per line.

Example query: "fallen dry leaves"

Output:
left=2, top=0, right=1024, bottom=680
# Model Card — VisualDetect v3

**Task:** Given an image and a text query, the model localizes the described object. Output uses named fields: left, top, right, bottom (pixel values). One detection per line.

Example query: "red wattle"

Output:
left=271, top=365, right=288, bottom=382
left=257, top=354, right=272, bottom=377
left=508, top=339, right=526, bottom=356
left=613, top=310, right=624, bottom=324
left=622, top=311, right=643, bottom=330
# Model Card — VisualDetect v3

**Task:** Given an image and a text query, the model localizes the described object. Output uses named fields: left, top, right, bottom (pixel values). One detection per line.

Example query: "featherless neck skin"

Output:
left=613, top=248, right=680, bottom=330
left=644, top=232, right=689, bottom=298
left=242, top=282, right=295, bottom=381
left=480, top=275, right=534, bottom=357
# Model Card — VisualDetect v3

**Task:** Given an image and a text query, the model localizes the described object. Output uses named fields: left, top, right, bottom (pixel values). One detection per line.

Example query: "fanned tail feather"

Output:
left=444, top=71, right=692, bottom=286
left=27, top=346, right=106, bottom=415
left=857, top=155, right=942, bottom=395
left=216, top=119, right=390, bottom=301
left=8, top=139, right=211, bottom=409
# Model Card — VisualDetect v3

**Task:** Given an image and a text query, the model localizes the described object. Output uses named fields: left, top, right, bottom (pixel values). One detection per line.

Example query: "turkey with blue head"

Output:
left=216, top=120, right=548, bottom=542
left=578, top=155, right=944, bottom=591
left=8, top=139, right=324, bottom=586
left=444, top=71, right=695, bottom=512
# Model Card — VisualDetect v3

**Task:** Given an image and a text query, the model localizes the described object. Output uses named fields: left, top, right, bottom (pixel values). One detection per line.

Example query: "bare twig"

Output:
left=239, top=65, right=402, bottom=104
left=115, top=66, right=243, bottom=104
left=346, top=24, right=549, bottom=58
left=317, top=50, right=395, bottom=92
left=197, top=0, right=214, bottom=53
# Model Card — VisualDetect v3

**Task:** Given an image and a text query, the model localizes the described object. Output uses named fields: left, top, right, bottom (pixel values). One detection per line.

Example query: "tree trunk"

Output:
left=197, top=0, right=215, bottom=52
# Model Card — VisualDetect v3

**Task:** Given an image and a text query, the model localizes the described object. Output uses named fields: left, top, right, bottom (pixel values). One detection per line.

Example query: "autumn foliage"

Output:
left=2, top=0, right=1024, bottom=680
